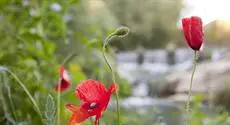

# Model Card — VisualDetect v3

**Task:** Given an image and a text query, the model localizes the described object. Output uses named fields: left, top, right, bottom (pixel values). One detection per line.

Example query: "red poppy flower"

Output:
left=66, top=80, right=118, bottom=125
left=55, top=65, right=71, bottom=92
left=182, top=16, right=204, bottom=51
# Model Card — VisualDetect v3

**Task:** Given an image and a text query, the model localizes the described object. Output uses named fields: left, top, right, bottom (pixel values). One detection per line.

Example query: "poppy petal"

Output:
left=75, top=80, right=107, bottom=102
left=108, top=83, right=119, bottom=93
left=182, top=18, right=192, bottom=48
left=55, top=65, right=71, bottom=92
left=190, top=16, right=203, bottom=49
left=66, top=104, right=91, bottom=124
left=55, top=79, right=70, bottom=92
left=67, top=80, right=117, bottom=125
left=182, top=16, right=204, bottom=50
left=62, top=66, right=71, bottom=82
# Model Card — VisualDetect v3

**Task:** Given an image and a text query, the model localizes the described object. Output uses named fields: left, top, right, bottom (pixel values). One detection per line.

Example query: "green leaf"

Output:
left=19, top=32, right=43, bottom=42
left=44, top=94, right=56, bottom=125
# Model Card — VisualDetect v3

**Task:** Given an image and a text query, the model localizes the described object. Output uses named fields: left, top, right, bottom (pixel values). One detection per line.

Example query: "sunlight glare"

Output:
left=184, top=0, right=230, bottom=25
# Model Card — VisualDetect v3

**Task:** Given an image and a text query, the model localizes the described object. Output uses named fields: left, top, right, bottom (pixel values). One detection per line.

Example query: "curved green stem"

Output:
left=5, top=69, right=43, bottom=123
left=102, top=34, right=121, bottom=125
left=62, top=52, right=78, bottom=65
left=186, top=51, right=197, bottom=125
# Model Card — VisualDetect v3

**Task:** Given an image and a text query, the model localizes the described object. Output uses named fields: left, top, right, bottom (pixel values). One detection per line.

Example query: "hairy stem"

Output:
left=57, top=87, right=61, bottom=125
left=186, top=50, right=197, bottom=125
left=102, top=34, right=121, bottom=125
left=56, top=53, right=78, bottom=125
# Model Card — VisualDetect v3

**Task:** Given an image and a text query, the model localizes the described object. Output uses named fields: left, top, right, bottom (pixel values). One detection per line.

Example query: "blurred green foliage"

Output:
left=0, top=0, right=76, bottom=124
left=189, top=95, right=230, bottom=125
left=104, top=0, right=183, bottom=50
left=0, top=0, right=130, bottom=125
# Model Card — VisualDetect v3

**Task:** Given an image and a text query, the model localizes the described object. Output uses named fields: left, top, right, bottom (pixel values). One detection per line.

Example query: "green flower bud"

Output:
left=112, top=26, right=130, bottom=37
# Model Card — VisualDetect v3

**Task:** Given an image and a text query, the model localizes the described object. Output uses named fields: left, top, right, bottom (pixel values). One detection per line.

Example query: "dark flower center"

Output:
left=89, top=102, right=97, bottom=109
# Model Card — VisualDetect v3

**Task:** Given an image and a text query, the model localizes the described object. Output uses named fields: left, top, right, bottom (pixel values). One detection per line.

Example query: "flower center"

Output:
left=89, top=102, right=97, bottom=109
left=87, top=102, right=98, bottom=112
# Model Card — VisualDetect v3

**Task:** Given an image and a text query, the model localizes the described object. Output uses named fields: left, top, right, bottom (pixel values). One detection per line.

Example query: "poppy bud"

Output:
left=55, top=65, right=71, bottom=92
left=112, top=26, right=129, bottom=37
left=182, top=16, right=204, bottom=51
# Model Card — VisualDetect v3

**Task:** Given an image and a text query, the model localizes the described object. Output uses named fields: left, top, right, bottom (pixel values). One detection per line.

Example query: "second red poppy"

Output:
left=182, top=16, right=204, bottom=51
